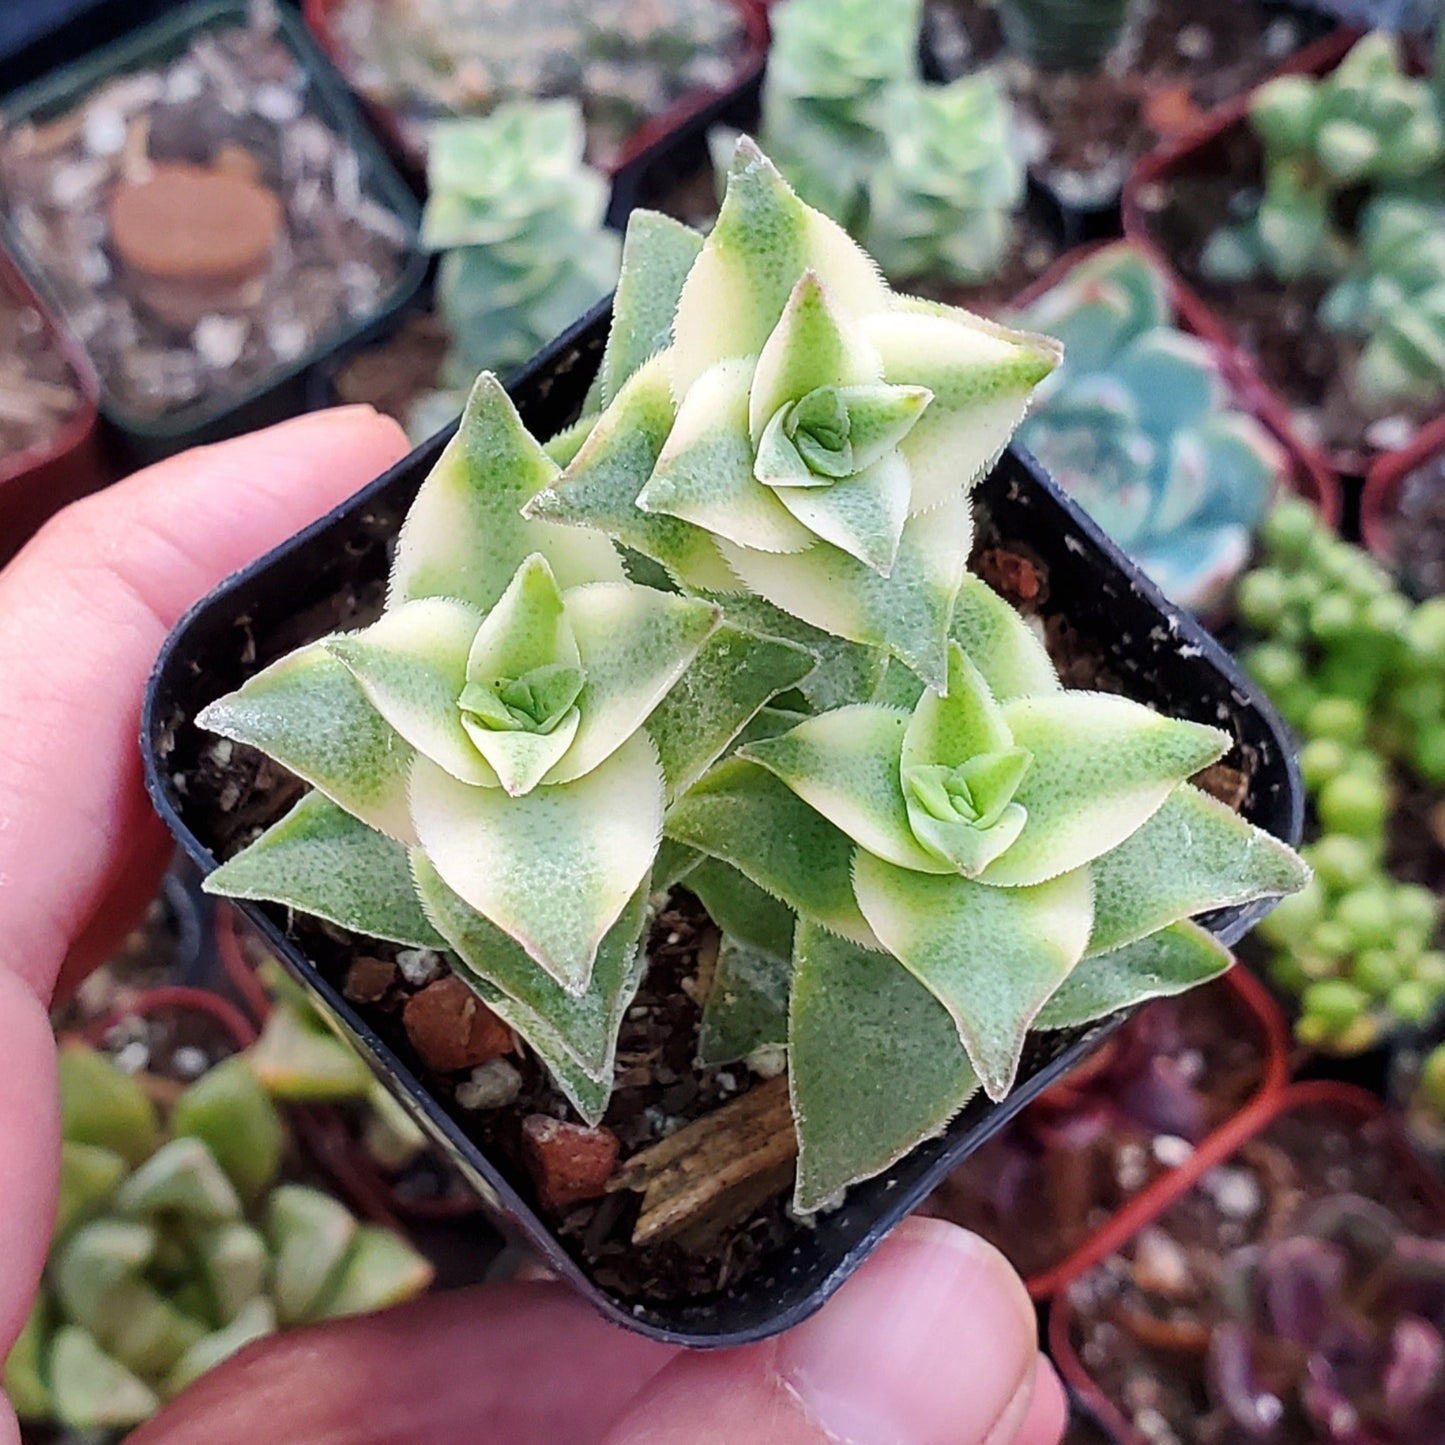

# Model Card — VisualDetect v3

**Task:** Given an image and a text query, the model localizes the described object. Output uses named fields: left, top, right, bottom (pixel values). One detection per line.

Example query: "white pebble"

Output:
left=172, top=1046, right=211, bottom=1080
left=397, top=948, right=443, bottom=987
left=192, top=315, right=250, bottom=370
left=455, top=1059, right=523, bottom=1110
left=1152, top=1134, right=1194, bottom=1170
left=82, top=107, right=128, bottom=157
left=253, top=83, right=303, bottom=123
left=1205, top=1164, right=1261, bottom=1220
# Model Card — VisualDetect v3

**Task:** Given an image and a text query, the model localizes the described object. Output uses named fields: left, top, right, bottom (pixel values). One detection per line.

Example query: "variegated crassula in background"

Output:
left=200, top=140, right=1308, bottom=1224
left=1013, top=244, right=1285, bottom=614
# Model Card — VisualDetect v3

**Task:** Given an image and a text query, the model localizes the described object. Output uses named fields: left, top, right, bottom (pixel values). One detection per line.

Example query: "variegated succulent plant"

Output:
left=7, top=1044, right=430, bottom=1433
left=199, top=139, right=1308, bottom=1221
left=1014, top=244, right=1285, bottom=612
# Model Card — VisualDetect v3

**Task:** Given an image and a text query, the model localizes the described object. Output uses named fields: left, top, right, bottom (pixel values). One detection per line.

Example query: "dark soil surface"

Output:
left=1062, top=1101, right=1445, bottom=1444
left=332, top=310, right=450, bottom=430
left=920, top=977, right=1271, bottom=1281
left=927, top=0, right=1317, bottom=207
left=1390, top=451, right=1445, bottom=600
left=0, top=280, right=83, bottom=466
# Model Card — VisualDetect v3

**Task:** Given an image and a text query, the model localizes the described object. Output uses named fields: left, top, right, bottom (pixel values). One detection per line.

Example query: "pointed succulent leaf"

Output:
left=314, top=1226, right=434, bottom=1320
left=686, top=858, right=797, bottom=961
left=665, top=757, right=878, bottom=947
left=904, top=642, right=1014, bottom=764
left=1035, top=921, right=1233, bottom=1030
left=790, top=922, right=979, bottom=1214
left=979, top=695, right=1230, bottom=887
left=770, top=449, right=912, bottom=574
left=409, top=731, right=665, bottom=992
left=655, top=839, right=704, bottom=891
left=1087, top=784, right=1311, bottom=958
left=196, top=644, right=417, bottom=844
left=58, top=1045, right=160, bottom=1166
left=669, top=138, right=890, bottom=396
left=204, top=791, right=446, bottom=950
left=390, top=373, right=623, bottom=613
left=742, top=705, right=946, bottom=873
left=194, top=1222, right=270, bottom=1325
left=267, top=1185, right=358, bottom=1327
left=172, top=1055, right=285, bottom=1204
left=698, top=934, right=794, bottom=1068
left=547, top=582, right=719, bottom=783
left=114, top=1136, right=243, bottom=1223
left=56, top=1142, right=129, bottom=1240
left=163, top=1298, right=275, bottom=1399
left=49, top=1327, right=159, bottom=1431
left=326, top=597, right=493, bottom=787
left=852, top=851, right=1094, bottom=1098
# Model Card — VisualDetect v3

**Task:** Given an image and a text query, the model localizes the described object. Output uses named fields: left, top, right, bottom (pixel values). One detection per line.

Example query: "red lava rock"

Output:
left=343, top=955, right=398, bottom=1004
left=402, top=976, right=513, bottom=1074
left=521, top=1116, right=620, bottom=1212
left=978, top=547, right=1043, bottom=604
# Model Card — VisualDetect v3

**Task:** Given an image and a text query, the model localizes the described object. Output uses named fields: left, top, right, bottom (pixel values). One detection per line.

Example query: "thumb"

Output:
left=602, top=1217, right=1064, bottom=1445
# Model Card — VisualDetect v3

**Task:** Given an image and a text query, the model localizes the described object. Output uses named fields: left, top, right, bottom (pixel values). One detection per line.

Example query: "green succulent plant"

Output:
left=1202, top=33, right=1445, bottom=285
left=750, top=0, right=1024, bottom=285
left=994, top=0, right=1137, bottom=71
left=7, top=1044, right=431, bottom=1433
left=1013, top=244, right=1284, bottom=612
left=199, top=139, right=1308, bottom=1218
left=1320, top=196, right=1445, bottom=416
left=418, top=100, right=621, bottom=433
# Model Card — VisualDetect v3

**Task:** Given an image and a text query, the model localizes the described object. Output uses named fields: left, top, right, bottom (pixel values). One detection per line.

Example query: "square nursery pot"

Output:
left=1362, top=410, right=1445, bottom=600
left=302, top=0, right=769, bottom=206
left=0, top=0, right=426, bottom=471
left=142, top=300, right=1304, bottom=1347
left=1048, top=1081, right=1445, bottom=1445
left=919, top=964, right=1291, bottom=1301
left=1122, top=26, right=1438, bottom=482
left=0, top=242, right=104, bottom=565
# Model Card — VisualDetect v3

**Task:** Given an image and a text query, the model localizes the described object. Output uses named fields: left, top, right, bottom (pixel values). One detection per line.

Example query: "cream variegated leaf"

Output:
left=790, top=922, right=979, bottom=1214
left=203, top=792, right=445, bottom=950
left=948, top=574, right=1059, bottom=702
left=770, top=450, right=911, bottom=575
left=409, top=731, right=665, bottom=993
left=196, top=645, right=417, bottom=845
left=852, top=850, right=1093, bottom=1099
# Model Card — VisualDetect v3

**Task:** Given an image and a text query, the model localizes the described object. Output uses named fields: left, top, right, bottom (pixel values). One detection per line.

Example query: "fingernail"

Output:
left=777, top=1217, right=1038, bottom=1445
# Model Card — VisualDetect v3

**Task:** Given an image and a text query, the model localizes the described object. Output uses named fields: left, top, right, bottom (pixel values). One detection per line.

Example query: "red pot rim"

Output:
left=1047, top=1080, right=1445, bottom=1445
left=1122, top=27, right=1377, bottom=485
left=83, top=983, right=259, bottom=1053
left=1023, top=963, right=1291, bottom=1300
left=1360, top=409, right=1445, bottom=570
left=215, top=901, right=278, bottom=1026
left=302, top=0, right=769, bottom=180
left=0, top=244, right=100, bottom=493
left=1009, top=239, right=1341, bottom=529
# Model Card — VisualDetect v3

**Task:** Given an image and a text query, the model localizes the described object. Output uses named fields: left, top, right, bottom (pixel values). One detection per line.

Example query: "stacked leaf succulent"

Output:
left=1207, top=1195, right=1445, bottom=1442
left=418, top=100, right=620, bottom=434
left=200, top=139, right=1307, bottom=1217
left=1013, top=244, right=1285, bottom=613
left=1202, top=33, right=1445, bottom=285
left=994, top=0, right=1137, bottom=71
left=752, top=0, right=1024, bottom=285
left=6, top=1044, right=432, bottom=1433
left=1320, top=196, right=1445, bottom=415
left=1240, top=500, right=1445, bottom=1052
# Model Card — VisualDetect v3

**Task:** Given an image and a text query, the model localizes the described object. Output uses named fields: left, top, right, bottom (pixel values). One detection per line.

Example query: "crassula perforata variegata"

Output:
left=199, top=139, right=1308, bottom=1221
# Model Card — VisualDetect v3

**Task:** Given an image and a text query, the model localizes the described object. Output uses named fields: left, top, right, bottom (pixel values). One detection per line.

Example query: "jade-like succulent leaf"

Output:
left=643, top=623, right=816, bottom=801
left=203, top=791, right=446, bottom=950
left=195, top=645, right=417, bottom=845
left=949, top=574, right=1060, bottom=702
left=742, top=705, right=946, bottom=873
left=409, top=730, right=665, bottom=992
left=1087, top=784, right=1312, bottom=958
left=172, top=1056, right=285, bottom=1205
left=314, top=1226, right=434, bottom=1321
left=192, top=1223, right=269, bottom=1326
left=6, top=1297, right=51, bottom=1422
left=249, top=1002, right=372, bottom=1103
left=1035, top=921, right=1233, bottom=1030
left=852, top=850, right=1093, bottom=1097
left=686, top=857, right=797, bottom=961
left=547, top=582, right=719, bottom=783
left=665, top=757, right=878, bottom=947
left=325, top=597, right=492, bottom=787
left=56, top=1144, right=128, bottom=1241
left=981, top=695, right=1229, bottom=887
left=669, top=138, right=890, bottom=396
left=49, top=1327, right=159, bottom=1431
left=163, top=1298, right=275, bottom=1399
left=113, top=1138, right=242, bottom=1223
left=790, top=922, right=979, bottom=1213
left=389, top=373, right=623, bottom=613
left=58, top=1044, right=158, bottom=1168
left=697, top=935, right=794, bottom=1068
left=267, top=1186, right=356, bottom=1327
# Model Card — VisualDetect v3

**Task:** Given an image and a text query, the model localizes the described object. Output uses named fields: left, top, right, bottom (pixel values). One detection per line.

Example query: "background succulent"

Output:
left=994, top=0, right=1138, bottom=71
left=6, top=1044, right=431, bottom=1434
left=1014, top=244, right=1285, bottom=613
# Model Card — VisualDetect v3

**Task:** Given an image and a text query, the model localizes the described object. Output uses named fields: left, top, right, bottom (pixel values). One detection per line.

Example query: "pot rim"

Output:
left=1360, top=409, right=1445, bottom=570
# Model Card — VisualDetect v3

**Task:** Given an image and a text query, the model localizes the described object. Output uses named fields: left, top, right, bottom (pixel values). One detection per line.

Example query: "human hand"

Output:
left=0, top=411, right=1066, bottom=1445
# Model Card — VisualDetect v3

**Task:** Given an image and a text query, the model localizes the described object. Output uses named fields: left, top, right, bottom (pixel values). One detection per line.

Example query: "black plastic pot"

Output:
left=142, top=299, right=1303, bottom=1347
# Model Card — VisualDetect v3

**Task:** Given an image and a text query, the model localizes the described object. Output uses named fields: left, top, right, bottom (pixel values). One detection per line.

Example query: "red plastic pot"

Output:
left=1010, top=240, right=1341, bottom=528
left=1361, top=409, right=1445, bottom=577
left=1123, top=28, right=1386, bottom=481
left=83, top=983, right=259, bottom=1053
left=1048, top=1080, right=1445, bottom=1444
left=302, top=0, right=769, bottom=185
left=0, top=244, right=105, bottom=568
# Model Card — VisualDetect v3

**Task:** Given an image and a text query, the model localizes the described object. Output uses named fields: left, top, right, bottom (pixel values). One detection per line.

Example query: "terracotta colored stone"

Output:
left=108, top=161, right=282, bottom=284
left=343, top=955, right=398, bottom=1004
left=402, top=976, right=513, bottom=1074
left=1142, top=85, right=1204, bottom=139
left=522, top=1116, right=620, bottom=1212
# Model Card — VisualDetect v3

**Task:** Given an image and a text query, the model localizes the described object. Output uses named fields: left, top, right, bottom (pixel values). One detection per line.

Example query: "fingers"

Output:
left=126, top=1281, right=677, bottom=1445
left=1000, top=1360, right=1068, bottom=1445
left=0, top=407, right=408, bottom=1004
left=601, top=1218, right=1052, bottom=1445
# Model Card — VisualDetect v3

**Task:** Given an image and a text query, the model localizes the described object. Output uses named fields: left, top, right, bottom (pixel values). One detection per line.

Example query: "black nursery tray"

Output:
left=142, top=301, right=1303, bottom=1347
